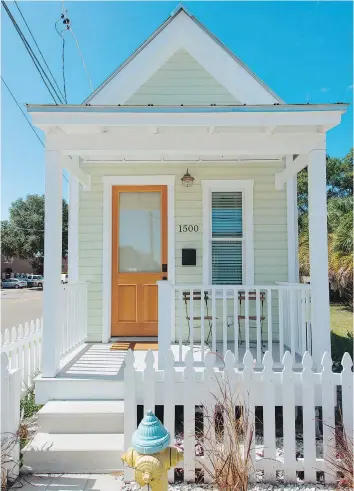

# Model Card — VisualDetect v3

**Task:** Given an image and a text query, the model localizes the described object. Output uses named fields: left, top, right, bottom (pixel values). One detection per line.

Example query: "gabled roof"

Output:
left=85, top=5, right=284, bottom=105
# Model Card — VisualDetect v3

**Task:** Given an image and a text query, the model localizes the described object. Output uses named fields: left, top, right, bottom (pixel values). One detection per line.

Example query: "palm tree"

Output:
left=299, top=195, right=353, bottom=306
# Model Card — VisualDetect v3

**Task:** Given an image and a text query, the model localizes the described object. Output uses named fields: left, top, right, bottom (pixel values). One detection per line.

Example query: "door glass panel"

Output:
left=119, top=192, right=161, bottom=272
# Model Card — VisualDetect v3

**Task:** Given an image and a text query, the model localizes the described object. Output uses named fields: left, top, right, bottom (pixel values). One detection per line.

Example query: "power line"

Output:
left=1, top=76, right=69, bottom=184
left=2, top=1, right=64, bottom=104
left=69, top=27, right=93, bottom=92
left=1, top=76, right=44, bottom=147
left=13, top=0, right=66, bottom=102
left=55, top=8, right=93, bottom=97
left=55, top=18, right=68, bottom=102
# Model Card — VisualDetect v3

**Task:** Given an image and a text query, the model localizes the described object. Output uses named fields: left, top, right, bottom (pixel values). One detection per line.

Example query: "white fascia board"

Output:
left=30, top=110, right=343, bottom=130
left=180, top=13, right=277, bottom=104
left=86, top=11, right=279, bottom=105
left=87, top=16, right=183, bottom=105
left=47, top=132, right=326, bottom=156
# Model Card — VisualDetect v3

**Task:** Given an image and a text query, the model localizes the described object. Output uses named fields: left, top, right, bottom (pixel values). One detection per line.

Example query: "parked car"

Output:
left=61, top=273, right=68, bottom=284
left=26, top=275, right=44, bottom=288
left=2, top=278, right=27, bottom=289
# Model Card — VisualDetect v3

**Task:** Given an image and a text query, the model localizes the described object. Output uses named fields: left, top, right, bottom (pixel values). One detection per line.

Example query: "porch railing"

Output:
left=60, top=282, right=88, bottom=358
left=158, top=282, right=312, bottom=367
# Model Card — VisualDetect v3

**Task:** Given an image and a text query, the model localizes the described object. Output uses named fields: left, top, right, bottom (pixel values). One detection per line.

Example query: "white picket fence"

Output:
left=124, top=349, right=353, bottom=485
left=1, top=352, right=21, bottom=483
left=60, top=282, right=88, bottom=358
left=1, top=318, right=43, bottom=396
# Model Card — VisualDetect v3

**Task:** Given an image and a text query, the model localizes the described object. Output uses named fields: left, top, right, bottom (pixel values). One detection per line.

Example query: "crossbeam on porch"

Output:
left=46, top=132, right=326, bottom=157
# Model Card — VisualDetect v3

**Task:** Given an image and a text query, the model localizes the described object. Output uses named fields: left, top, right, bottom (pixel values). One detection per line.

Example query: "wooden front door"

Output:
left=111, top=185, right=168, bottom=337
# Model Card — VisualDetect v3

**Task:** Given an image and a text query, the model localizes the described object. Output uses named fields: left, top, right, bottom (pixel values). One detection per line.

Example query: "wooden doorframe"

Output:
left=101, top=175, right=175, bottom=343
left=111, top=185, right=168, bottom=336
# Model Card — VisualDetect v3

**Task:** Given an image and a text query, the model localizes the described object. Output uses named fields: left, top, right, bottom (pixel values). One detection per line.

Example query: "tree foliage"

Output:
left=1, top=194, right=68, bottom=274
left=298, top=149, right=353, bottom=305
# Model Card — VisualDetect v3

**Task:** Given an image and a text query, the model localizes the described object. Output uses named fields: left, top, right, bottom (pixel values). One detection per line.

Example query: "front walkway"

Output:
left=57, top=341, right=297, bottom=380
left=12, top=474, right=123, bottom=491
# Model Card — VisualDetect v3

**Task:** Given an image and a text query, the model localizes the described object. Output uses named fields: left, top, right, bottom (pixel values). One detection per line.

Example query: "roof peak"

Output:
left=84, top=4, right=284, bottom=105
left=170, top=4, right=193, bottom=18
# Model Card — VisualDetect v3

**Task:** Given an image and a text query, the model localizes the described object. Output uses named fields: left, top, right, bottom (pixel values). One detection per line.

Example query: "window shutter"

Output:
left=211, top=191, right=243, bottom=285
left=212, top=241, right=243, bottom=285
left=212, top=192, right=243, bottom=238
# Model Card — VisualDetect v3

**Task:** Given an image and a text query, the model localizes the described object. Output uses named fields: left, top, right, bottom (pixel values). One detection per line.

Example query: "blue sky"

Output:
left=2, top=1, right=353, bottom=219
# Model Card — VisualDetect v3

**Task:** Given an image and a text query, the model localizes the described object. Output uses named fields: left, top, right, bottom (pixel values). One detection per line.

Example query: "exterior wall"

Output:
left=125, top=49, right=239, bottom=105
left=79, top=161, right=287, bottom=342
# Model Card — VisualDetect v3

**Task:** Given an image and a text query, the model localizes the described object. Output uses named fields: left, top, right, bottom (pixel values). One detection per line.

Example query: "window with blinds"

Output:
left=211, top=192, right=243, bottom=284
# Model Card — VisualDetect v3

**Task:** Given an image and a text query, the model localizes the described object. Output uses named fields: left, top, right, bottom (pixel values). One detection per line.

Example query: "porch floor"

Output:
left=57, top=341, right=299, bottom=380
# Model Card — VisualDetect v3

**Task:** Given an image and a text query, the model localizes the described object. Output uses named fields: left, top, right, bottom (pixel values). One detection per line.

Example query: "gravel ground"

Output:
left=122, top=484, right=337, bottom=491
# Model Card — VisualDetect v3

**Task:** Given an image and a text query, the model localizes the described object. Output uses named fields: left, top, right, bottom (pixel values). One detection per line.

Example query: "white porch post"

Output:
left=42, top=150, right=63, bottom=377
left=157, top=280, right=173, bottom=369
left=286, top=156, right=299, bottom=282
left=68, top=173, right=79, bottom=283
left=308, top=149, right=331, bottom=365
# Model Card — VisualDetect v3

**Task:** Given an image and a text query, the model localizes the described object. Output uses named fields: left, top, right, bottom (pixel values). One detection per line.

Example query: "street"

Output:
left=1, top=288, right=43, bottom=332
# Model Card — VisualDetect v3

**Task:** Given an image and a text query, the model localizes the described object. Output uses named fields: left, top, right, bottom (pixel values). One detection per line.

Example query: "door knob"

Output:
left=162, top=276, right=167, bottom=280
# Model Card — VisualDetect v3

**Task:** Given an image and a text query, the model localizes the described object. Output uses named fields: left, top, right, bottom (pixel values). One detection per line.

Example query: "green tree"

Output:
left=297, top=149, right=353, bottom=231
left=298, top=149, right=353, bottom=305
left=1, top=194, right=68, bottom=274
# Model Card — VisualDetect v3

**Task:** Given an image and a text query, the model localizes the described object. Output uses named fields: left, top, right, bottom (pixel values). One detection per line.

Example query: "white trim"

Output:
left=32, top=109, right=344, bottom=130
left=68, top=174, right=79, bottom=283
left=285, top=156, right=299, bottom=282
left=46, top=132, right=327, bottom=157
left=201, top=179, right=254, bottom=286
left=101, top=174, right=175, bottom=343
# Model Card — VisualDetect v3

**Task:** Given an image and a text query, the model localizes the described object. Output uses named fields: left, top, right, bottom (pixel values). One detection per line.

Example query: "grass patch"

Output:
left=330, top=303, right=353, bottom=363
left=20, top=390, right=42, bottom=420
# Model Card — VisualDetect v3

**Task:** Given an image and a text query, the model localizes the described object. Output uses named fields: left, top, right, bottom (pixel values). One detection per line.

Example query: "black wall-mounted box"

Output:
left=182, top=248, right=196, bottom=266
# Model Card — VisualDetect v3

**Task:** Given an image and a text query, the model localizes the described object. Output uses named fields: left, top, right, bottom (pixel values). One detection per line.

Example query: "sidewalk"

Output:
left=11, top=474, right=123, bottom=491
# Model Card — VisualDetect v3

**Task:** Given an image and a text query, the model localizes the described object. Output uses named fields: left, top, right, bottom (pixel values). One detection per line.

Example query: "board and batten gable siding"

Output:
left=78, top=161, right=287, bottom=342
left=125, top=49, right=240, bottom=105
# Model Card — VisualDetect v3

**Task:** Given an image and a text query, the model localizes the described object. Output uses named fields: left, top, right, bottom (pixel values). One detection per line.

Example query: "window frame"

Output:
left=202, top=180, right=254, bottom=286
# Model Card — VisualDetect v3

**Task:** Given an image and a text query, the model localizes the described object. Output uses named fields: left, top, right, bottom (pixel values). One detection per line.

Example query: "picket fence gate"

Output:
left=1, top=318, right=43, bottom=397
left=124, top=349, right=353, bottom=485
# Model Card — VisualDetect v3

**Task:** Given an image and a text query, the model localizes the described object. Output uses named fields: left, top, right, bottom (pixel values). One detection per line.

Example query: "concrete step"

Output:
left=35, top=376, right=125, bottom=404
left=23, top=433, right=125, bottom=473
left=38, top=401, right=125, bottom=434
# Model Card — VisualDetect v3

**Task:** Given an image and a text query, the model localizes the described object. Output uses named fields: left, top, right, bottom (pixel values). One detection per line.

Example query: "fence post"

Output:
left=157, top=281, right=173, bottom=369
left=1, top=352, right=21, bottom=483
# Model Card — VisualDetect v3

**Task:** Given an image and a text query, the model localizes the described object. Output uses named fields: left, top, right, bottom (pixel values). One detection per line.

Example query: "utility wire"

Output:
left=55, top=19, right=67, bottom=102
left=1, top=76, right=44, bottom=147
left=69, top=27, right=93, bottom=92
left=1, top=76, right=69, bottom=184
left=2, top=1, right=64, bottom=104
left=13, top=0, right=66, bottom=102
left=55, top=8, right=93, bottom=96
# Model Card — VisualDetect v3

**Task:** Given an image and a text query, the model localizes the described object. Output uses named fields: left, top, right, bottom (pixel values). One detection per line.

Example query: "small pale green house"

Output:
left=28, top=6, right=347, bottom=388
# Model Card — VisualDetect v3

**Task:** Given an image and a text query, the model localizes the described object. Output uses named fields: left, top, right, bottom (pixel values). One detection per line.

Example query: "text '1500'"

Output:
left=178, top=225, right=199, bottom=232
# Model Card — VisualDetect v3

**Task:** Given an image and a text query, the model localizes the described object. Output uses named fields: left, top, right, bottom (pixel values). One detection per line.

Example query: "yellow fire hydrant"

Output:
left=122, top=410, right=183, bottom=491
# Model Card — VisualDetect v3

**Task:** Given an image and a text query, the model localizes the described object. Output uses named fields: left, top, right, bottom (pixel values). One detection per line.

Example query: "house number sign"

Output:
left=178, top=225, right=199, bottom=232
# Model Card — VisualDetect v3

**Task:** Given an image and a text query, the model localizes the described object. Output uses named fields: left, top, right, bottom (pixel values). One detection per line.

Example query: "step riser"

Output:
left=39, top=414, right=124, bottom=434
left=35, top=379, right=125, bottom=404
left=23, top=452, right=124, bottom=474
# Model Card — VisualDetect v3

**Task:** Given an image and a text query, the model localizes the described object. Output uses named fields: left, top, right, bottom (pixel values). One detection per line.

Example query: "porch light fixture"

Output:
left=181, top=169, right=194, bottom=187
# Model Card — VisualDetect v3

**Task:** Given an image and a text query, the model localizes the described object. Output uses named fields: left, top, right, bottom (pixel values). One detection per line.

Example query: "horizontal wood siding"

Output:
left=126, top=49, right=239, bottom=105
left=79, top=161, right=287, bottom=341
